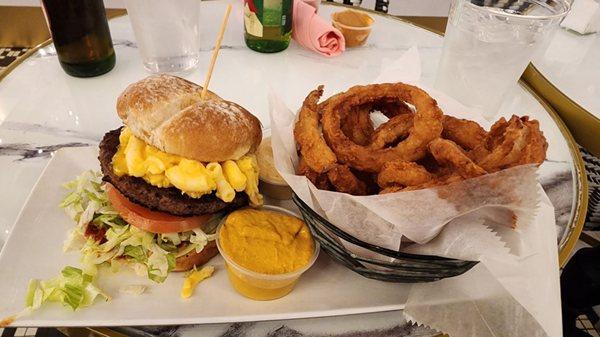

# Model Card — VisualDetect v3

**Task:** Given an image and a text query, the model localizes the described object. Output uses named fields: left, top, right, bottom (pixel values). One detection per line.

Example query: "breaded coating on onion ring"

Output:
left=377, top=160, right=433, bottom=188
left=321, top=83, right=443, bottom=172
left=370, top=113, right=414, bottom=150
left=429, top=138, right=487, bottom=179
left=473, top=116, right=531, bottom=172
left=442, top=115, right=487, bottom=150
left=294, top=86, right=338, bottom=173
left=327, top=164, right=368, bottom=195
left=297, top=155, right=332, bottom=190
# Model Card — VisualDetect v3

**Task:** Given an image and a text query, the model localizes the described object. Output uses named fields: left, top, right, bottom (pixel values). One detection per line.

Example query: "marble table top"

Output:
left=533, top=29, right=600, bottom=119
left=0, top=1, right=582, bottom=335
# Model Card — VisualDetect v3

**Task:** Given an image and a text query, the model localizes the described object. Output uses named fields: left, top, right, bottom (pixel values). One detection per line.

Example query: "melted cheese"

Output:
left=180, top=265, right=214, bottom=299
left=237, top=155, right=263, bottom=206
left=112, top=127, right=262, bottom=204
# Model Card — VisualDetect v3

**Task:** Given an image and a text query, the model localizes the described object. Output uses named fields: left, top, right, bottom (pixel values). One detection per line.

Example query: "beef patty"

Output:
left=99, top=128, right=249, bottom=216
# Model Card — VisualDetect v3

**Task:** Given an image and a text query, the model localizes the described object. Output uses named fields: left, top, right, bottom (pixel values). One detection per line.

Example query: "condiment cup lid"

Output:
left=216, top=205, right=320, bottom=280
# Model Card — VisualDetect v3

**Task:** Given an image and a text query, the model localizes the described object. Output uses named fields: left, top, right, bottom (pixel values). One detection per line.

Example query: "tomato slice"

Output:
left=105, top=183, right=211, bottom=234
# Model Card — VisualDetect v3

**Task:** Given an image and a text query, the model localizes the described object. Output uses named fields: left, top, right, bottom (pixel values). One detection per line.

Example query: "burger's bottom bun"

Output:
left=173, top=241, right=219, bottom=272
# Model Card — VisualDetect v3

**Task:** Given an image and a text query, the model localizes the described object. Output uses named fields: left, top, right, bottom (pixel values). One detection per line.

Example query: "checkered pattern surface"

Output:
left=581, top=146, right=600, bottom=230
left=0, top=328, right=65, bottom=337
left=0, top=47, right=29, bottom=71
left=325, top=0, right=390, bottom=13
left=324, top=0, right=534, bottom=14
left=578, top=315, right=600, bottom=337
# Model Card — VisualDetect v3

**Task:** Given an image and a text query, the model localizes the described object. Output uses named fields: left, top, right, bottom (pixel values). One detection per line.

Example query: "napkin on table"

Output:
left=292, top=0, right=345, bottom=57
left=300, top=0, right=320, bottom=11
left=560, top=0, right=600, bottom=34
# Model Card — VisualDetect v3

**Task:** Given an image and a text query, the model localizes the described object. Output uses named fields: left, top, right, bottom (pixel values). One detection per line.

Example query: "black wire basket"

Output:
left=292, top=194, right=478, bottom=283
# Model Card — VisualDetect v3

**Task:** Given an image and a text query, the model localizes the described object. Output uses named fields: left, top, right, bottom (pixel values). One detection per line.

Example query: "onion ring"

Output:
left=341, top=104, right=374, bottom=146
left=337, top=99, right=413, bottom=146
left=327, top=164, right=368, bottom=195
left=514, top=116, right=548, bottom=166
left=428, top=138, right=487, bottom=179
left=370, top=113, right=414, bottom=150
left=294, top=86, right=338, bottom=173
left=473, top=116, right=531, bottom=172
left=376, top=99, right=414, bottom=118
left=442, top=115, right=487, bottom=150
left=321, top=83, right=443, bottom=172
left=379, top=185, right=404, bottom=194
left=293, top=83, right=547, bottom=196
left=377, top=160, right=433, bottom=188
left=297, top=155, right=331, bottom=190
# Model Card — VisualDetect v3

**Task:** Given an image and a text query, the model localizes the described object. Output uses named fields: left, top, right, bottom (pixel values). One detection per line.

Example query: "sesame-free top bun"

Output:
left=116, top=74, right=262, bottom=162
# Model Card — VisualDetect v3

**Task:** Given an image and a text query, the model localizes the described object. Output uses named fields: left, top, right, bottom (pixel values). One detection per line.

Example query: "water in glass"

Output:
left=435, top=0, right=569, bottom=119
left=125, top=0, right=200, bottom=73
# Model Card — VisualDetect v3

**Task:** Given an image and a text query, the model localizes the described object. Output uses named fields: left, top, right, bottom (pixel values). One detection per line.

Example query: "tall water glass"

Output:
left=125, top=0, right=200, bottom=73
left=435, top=0, right=570, bottom=119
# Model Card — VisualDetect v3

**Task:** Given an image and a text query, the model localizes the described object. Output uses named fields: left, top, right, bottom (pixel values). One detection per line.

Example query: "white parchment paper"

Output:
left=404, top=192, right=560, bottom=337
left=268, top=47, right=560, bottom=337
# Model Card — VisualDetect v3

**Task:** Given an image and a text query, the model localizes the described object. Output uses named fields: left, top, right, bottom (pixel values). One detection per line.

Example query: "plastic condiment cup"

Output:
left=216, top=205, right=320, bottom=301
left=331, top=9, right=374, bottom=48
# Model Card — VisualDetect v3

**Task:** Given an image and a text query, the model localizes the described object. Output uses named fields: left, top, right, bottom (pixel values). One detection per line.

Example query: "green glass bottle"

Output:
left=244, top=0, right=293, bottom=53
left=42, top=0, right=116, bottom=77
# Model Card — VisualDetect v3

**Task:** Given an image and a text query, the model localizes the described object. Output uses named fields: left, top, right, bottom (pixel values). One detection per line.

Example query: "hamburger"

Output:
left=61, top=74, right=262, bottom=282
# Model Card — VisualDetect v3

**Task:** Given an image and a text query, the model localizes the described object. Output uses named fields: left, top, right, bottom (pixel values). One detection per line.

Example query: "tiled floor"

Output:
left=567, top=236, right=600, bottom=336
left=578, top=315, right=600, bottom=337
left=0, top=328, right=37, bottom=337
left=0, top=328, right=67, bottom=337
left=0, top=47, right=29, bottom=70
left=581, top=146, right=600, bottom=230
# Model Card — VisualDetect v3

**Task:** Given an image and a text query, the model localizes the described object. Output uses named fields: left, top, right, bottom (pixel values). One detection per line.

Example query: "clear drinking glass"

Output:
left=435, top=0, right=570, bottom=119
left=124, top=0, right=200, bottom=73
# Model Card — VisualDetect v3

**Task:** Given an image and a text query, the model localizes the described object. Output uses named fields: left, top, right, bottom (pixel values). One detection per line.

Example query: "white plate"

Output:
left=0, top=147, right=409, bottom=327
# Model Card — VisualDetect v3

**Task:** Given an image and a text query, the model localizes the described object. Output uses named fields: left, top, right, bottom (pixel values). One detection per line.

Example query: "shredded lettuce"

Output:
left=123, top=245, right=147, bottom=262
left=160, top=233, right=182, bottom=246
left=147, top=245, right=176, bottom=283
left=25, top=266, right=109, bottom=311
left=59, top=171, right=218, bottom=283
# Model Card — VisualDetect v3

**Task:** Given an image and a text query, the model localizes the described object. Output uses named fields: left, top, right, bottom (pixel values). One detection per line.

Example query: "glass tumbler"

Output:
left=435, top=0, right=570, bottom=119
left=124, top=0, right=200, bottom=73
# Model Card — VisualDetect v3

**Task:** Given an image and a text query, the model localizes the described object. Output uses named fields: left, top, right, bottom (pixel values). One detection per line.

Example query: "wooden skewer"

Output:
left=201, top=4, right=232, bottom=100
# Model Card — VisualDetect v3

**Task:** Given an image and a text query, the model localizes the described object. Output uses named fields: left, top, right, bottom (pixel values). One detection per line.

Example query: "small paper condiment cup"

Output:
left=259, top=177, right=292, bottom=200
left=216, top=205, right=320, bottom=301
left=257, top=134, right=293, bottom=200
left=331, top=9, right=374, bottom=47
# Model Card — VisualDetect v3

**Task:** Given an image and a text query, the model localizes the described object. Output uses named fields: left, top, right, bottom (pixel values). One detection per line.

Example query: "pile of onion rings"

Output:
left=293, top=83, right=548, bottom=195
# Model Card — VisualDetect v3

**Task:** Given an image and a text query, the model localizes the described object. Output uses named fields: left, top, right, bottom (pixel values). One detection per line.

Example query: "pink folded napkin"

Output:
left=301, top=0, right=320, bottom=11
left=293, top=0, right=345, bottom=57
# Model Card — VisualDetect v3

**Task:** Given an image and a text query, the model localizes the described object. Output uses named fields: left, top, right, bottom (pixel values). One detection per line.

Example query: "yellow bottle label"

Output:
left=244, top=2, right=263, bottom=37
